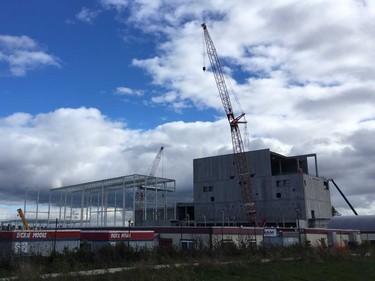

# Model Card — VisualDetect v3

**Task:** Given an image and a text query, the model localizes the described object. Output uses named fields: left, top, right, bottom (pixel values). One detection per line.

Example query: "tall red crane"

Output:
left=202, top=23, right=256, bottom=225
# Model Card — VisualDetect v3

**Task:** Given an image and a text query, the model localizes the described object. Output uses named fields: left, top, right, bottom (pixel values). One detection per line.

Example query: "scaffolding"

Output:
left=47, top=174, right=176, bottom=228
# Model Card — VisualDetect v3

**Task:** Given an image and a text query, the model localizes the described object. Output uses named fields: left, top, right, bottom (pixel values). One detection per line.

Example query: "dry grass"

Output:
left=1, top=242, right=374, bottom=281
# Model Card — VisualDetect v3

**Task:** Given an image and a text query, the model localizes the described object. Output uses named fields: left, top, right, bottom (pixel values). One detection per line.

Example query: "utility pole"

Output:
left=220, top=210, right=224, bottom=244
left=295, top=208, right=301, bottom=245
left=53, top=218, right=58, bottom=254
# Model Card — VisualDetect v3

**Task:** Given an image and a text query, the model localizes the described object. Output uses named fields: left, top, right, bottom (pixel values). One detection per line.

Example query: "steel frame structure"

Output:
left=47, top=174, right=176, bottom=228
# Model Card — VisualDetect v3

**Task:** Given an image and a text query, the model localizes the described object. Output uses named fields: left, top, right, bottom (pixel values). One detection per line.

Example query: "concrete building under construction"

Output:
left=193, top=149, right=332, bottom=228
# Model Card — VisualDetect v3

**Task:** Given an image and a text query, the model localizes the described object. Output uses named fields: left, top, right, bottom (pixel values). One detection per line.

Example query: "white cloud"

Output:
left=1, top=106, right=374, bottom=218
left=121, top=0, right=375, bottom=215
left=115, top=86, right=143, bottom=96
left=2, top=0, right=375, bottom=219
left=0, top=35, right=37, bottom=49
left=100, top=0, right=129, bottom=10
left=0, top=35, right=60, bottom=76
left=76, top=7, right=100, bottom=24
left=0, top=108, right=232, bottom=207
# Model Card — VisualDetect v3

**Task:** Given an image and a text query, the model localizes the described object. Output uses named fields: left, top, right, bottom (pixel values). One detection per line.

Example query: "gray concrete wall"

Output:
left=193, top=149, right=332, bottom=227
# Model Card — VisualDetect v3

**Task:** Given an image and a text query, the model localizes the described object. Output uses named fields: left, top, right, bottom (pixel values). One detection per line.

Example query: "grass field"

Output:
left=149, top=259, right=372, bottom=281
left=2, top=243, right=374, bottom=281
left=36, top=258, right=375, bottom=281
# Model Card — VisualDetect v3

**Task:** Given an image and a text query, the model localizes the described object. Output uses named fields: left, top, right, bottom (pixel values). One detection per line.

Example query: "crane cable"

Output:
left=202, top=30, right=206, bottom=71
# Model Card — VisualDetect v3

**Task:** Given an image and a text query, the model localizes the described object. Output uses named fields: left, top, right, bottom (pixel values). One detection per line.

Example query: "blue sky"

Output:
left=0, top=0, right=216, bottom=128
left=1, top=0, right=375, bottom=220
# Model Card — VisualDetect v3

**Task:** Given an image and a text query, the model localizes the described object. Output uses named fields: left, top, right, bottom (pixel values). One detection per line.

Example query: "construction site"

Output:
left=1, top=24, right=374, bottom=257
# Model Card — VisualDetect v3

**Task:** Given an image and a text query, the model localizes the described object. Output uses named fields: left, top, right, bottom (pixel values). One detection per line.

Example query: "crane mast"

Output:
left=202, top=23, right=256, bottom=224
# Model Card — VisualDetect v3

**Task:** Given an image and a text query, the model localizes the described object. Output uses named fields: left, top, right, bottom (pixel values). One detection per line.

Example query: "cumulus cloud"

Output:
left=0, top=35, right=60, bottom=76
left=1, top=107, right=373, bottom=218
left=110, top=0, right=375, bottom=215
left=0, top=108, right=232, bottom=209
left=0, top=109, right=127, bottom=193
left=76, top=7, right=101, bottom=24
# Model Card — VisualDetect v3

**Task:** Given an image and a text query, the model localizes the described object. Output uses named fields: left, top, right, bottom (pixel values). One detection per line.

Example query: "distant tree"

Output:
left=331, top=206, right=341, bottom=216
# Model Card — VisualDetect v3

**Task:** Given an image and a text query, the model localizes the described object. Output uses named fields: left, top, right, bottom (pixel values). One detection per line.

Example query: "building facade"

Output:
left=0, top=229, right=81, bottom=257
left=193, top=149, right=332, bottom=228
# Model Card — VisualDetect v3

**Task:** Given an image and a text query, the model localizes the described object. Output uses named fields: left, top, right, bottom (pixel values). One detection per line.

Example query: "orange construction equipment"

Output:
left=17, top=208, right=30, bottom=230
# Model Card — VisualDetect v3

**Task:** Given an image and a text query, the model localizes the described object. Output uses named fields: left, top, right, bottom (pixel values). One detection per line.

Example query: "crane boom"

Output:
left=148, top=146, right=164, bottom=177
left=202, top=23, right=256, bottom=224
left=329, top=179, right=358, bottom=216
